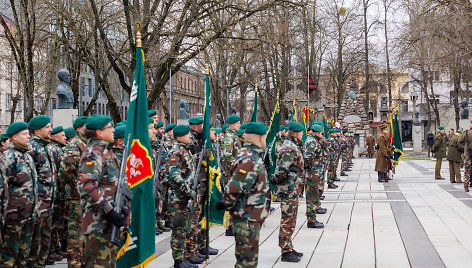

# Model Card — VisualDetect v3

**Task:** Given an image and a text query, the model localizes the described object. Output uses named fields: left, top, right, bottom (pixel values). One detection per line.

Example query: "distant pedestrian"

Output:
left=426, top=130, right=435, bottom=157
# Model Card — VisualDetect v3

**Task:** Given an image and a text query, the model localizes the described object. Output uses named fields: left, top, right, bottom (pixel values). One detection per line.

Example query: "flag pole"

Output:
left=205, top=63, right=210, bottom=265
left=169, top=67, right=172, bottom=124
left=307, top=64, right=310, bottom=112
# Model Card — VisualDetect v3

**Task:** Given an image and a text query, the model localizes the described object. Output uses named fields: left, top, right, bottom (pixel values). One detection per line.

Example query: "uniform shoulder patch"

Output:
left=238, top=169, right=247, bottom=175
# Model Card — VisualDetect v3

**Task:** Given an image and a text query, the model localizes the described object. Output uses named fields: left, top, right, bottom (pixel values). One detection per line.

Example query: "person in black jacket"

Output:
left=426, top=129, right=435, bottom=157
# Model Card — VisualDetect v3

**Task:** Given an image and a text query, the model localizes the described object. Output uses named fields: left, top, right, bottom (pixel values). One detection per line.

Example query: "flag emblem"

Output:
left=126, top=139, right=154, bottom=188
left=238, top=169, right=247, bottom=175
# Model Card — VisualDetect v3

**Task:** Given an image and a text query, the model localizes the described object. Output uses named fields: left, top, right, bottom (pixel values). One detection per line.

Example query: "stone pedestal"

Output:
left=460, top=118, right=469, bottom=132
left=177, top=119, right=188, bottom=125
left=413, top=125, right=423, bottom=153
left=53, top=109, right=78, bottom=128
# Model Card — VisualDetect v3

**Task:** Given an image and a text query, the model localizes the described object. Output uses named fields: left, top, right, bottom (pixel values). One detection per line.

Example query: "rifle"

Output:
left=215, top=136, right=222, bottom=167
left=111, top=134, right=133, bottom=246
left=188, top=140, right=207, bottom=208
left=153, top=135, right=166, bottom=195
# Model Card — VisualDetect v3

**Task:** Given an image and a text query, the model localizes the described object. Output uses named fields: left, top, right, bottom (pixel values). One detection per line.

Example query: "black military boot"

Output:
left=340, top=172, right=348, bottom=176
left=316, top=207, right=327, bottom=214
left=334, top=177, right=341, bottom=181
left=378, top=172, right=385, bottom=182
left=45, top=258, right=55, bottom=265
left=320, top=195, right=325, bottom=200
left=328, top=184, right=338, bottom=189
left=225, top=227, right=235, bottom=236
left=292, top=249, right=304, bottom=257
left=199, top=247, right=218, bottom=256
left=281, top=251, right=301, bottom=262
left=174, top=259, right=190, bottom=268
left=158, top=224, right=171, bottom=232
left=187, top=255, right=204, bottom=264
left=307, top=221, right=324, bottom=228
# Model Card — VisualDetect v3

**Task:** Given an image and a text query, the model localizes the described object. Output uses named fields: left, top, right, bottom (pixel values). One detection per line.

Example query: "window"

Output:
left=88, top=78, right=93, bottom=96
left=5, top=93, right=11, bottom=110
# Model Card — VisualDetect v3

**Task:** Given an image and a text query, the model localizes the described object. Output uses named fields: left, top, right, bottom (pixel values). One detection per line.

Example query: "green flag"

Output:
left=200, top=69, right=226, bottom=258
left=250, top=87, right=258, bottom=122
left=265, top=97, right=280, bottom=199
left=392, top=111, right=404, bottom=169
left=323, top=116, right=329, bottom=139
left=117, top=44, right=156, bottom=267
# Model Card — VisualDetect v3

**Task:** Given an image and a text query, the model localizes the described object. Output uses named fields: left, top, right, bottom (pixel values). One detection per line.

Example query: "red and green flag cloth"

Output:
left=301, top=107, right=313, bottom=142
left=391, top=111, right=404, bottom=170
left=116, top=45, right=156, bottom=267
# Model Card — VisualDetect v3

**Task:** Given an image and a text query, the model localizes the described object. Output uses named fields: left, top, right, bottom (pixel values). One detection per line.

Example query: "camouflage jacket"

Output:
left=48, top=140, right=65, bottom=200
left=78, top=138, right=129, bottom=234
left=3, top=142, right=38, bottom=224
left=189, top=129, right=203, bottom=155
left=159, top=135, right=175, bottom=184
left=303, top=134, right=323, bottom=182
left=273, top=136, right=305, bottom=198
left=59, top=133, right=87, bottom=200
left=28, top=135, right=55, bottom=217
left=168, top=141, right=195, bottom=204
left=339, top=136, right=348, bottom=155
left=224, top=142, right=269, bottom=222
left=109, top=145, right=124, bottom=166
left=221, top=129, right=241, bottom=177
left=327, top=135, right=339, bottom=159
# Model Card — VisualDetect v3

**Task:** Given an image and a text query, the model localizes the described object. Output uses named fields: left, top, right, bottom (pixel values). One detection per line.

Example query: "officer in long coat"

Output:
left=374, top=125, right=389, bottom=182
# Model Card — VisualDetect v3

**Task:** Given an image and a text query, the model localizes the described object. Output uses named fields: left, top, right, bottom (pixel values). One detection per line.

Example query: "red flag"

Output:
left=306, top=75, right=317, bottom=93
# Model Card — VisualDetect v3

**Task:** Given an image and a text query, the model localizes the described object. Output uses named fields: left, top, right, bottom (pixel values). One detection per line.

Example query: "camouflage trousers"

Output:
left=233, top=217, right=262, bottom=268
left=83, top=232, right=118, bottom=268
left=156, top=184, right=171, bottom=228
left=50, top=199, right=68, bottom=253
left=341, top=153, right=349, bottom=171
left=0, top=219, right=34, bottom=267
left=327, top=158, right=338, bottom=185
left=28, top=215, right=52, bottom=267
left=305, top=181, right=320, bottom=223
left=464, top=159, right=472, bottom=188
left=185, top=199, right=202, bottom=258
left=171, top=203, right=192, bottom=261
left=279, top=196, right=299, bottom=253
left=67, top=200, right=84, bottom=268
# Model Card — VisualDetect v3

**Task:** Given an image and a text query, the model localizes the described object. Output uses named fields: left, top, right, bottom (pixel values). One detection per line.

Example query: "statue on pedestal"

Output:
left=460, top=99, right=469, bottom=119
left=178, top=99, right=190, bottom=119
left=216, top=114, right=222, bottom=128
left=56, top=69, right=74, bottom=109
left=413, top=111, right=421, bottom=126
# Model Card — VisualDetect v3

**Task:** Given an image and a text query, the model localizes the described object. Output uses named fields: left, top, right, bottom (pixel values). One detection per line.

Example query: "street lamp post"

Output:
left=410, top=91, right=418, bottom=119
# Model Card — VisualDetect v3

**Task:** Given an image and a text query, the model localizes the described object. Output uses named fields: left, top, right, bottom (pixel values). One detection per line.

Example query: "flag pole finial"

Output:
left=255, top=81, right=258, bottom=92
left=205, top=63, right=209, bottom=75
left=136, top=22, right=142, bottom=48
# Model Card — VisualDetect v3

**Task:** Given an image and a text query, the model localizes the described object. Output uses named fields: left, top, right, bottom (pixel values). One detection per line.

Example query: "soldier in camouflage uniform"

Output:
left=221, top=115, right=242, bottom=237
left=303, top=125, right=326, bottom=229
left=0, top=122, right=38, bottom=267
left=109, top=125, right=126, bottom=164
left=340, top=130, right=350, bottom=176
left=47, top=126, right=68, bottom=262
left=326, top=129, right=340, bottom=189
left=78, top=115, right=130, bottom=268
left=59, top=116, right=88, bottom=267
left=0, top=133, right=8, bottom=240
left=161, top=123, right=176, bottom=229
left=273, top=122, right=305, bottom=263
left=167, top=125, right=198, bottom=268
left=217, top=122, right=270, bottom=268
left=26, top=115, right=56, bottom=267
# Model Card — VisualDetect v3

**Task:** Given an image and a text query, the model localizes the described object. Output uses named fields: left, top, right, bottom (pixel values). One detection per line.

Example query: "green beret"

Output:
left=348, top=131, right=354, bottom=134
left=311, top=125, right=323, bottom=132
left=114, top=125, right=126, bottom=139
left=214, top=128, right=222, bottom=134
left=147, top=118, right=154, bottom=125
left=208, top=122, right=213, bottom=128
left=165, top=123, right=176, bottom=133
left=457, top=129, right=463, bottom=134
left=73, top=116, right=88, bottom=129
left=314, top=121, right=325, bottom=128
left=241, top=123, right=248, bottom=130
left=147, top=110, right=157, bottom=117
left=86, top=114, right=113, bottom=130
left=226, top=115, right=240, bottom=124
left=336, top=129, right=341, bottom=133
left=245, top=122, right=267, bottom=135
left=329, top=129, right=336, bottom=134
left=51, top=126, right=64, bottom=135
left=236, top=129, right=244, bottom=136
left=7, top=122, right=28, bottom=137
left=116, top=121, right=127, bottom=127
left=64, top=127, right=77, bottom=138
left=155, top=121, right=164, bottom=128
left=222, top=123, right=229, bottom=133
left=288, top=122, right=304, bottom=132
left=0, top=133, right=9, bottom=142
left=28, top=115, right=50, bottom=130
left=279, top=125, right=287, bottom=131
left=438, top=126, right=444, bottom=130
left=188, top=116, right=203, bottom=125
left=173, top=124, right=190, bottom=137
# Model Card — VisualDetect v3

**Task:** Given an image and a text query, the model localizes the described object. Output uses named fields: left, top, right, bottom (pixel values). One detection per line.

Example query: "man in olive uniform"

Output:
left=447, top=129, right=463, bottom=183
left=273, top=122, right=305, bottom=262
left=303, top=124, right=325, bottom=229
left=47, top=126, right=68, bottom=262
left=433, top=126, right=447, bottom=180
left=167, top=125, right=198, bottom=268
left=221, top=115, right=242, bottom=237
left=459, top=122, right=472, bottom=192
left=58, top=116, right=88, bottom=267
left=375, top=125, right=390, bottom=182
left=366, top=131, right=375, bottom=158
left=27, top=115, right=55, bottom=267
left=0, top=122, right=38, bottom=267
left=218, top=122, right=270, bottom=268
left=78, top=115, right=131, bottom=268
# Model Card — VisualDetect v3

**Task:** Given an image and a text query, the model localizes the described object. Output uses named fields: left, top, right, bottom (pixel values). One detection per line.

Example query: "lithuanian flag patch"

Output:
left=238, top=169, right=247, bottom=175
left=86, top=162, right=93, bottom=166
left=170, top=158, right=176, bottom=162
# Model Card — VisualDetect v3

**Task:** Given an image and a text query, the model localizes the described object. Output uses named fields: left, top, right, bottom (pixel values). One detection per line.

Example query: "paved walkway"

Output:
left=51, top=158, right=472, bottom=267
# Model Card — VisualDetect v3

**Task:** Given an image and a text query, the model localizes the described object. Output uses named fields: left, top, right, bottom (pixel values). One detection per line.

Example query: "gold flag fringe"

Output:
left=115, top=231, right=130, bottom=260
left=130, top=253, right=156, bottom=268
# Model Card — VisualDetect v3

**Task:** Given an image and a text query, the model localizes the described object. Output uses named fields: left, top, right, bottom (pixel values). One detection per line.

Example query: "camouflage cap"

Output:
left=85, top=114, right=113, bottom=130
left=245, top=122, right=267, bottom=135
left=173, top=124, right=190, bottom=137
left=188, top=116, right=203, bottom=125
left=311, top=125, right=323, bottom=132
left=226, top=115, right=240, bottom=124
left=155, top=121, right=164, bottom=128
left=73, top=116, right=88, bottom=129
left=288, top=122, right=304, bottom=132
left=6, top=122, right=28, bottom=137
left=28, top=115, right=50, bottom=130
left=165, top=123, right=176, bottom=133
left=64, top=127, right=77, bottom=138
left=114, top=125, right=126, bottom=139
left=51, top=126, right=64, bottom=135
left=147, top=110, right=157, bottom=117
left=0, top=133, right=9, bottom=142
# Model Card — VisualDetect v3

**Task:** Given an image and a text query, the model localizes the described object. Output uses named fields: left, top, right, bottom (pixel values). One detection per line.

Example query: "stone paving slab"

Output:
left=49, top=158, right=472, bottom=268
